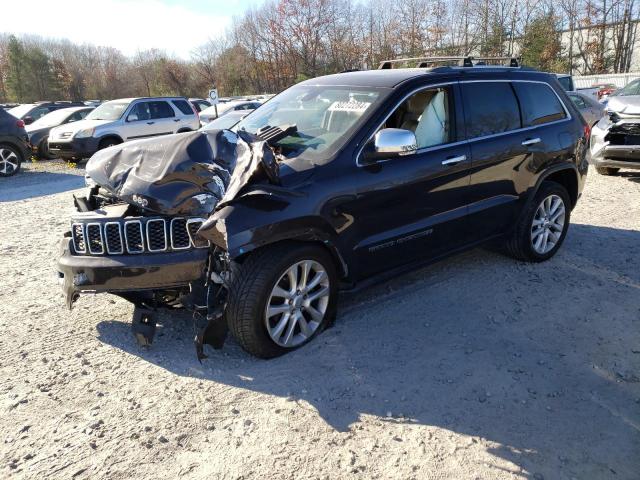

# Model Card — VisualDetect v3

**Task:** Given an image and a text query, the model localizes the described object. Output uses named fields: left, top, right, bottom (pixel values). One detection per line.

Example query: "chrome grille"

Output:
left=71, top=217, right=206, bottom=255
left=170, top=218, right=190, bottom=250
left=124, top=221, right=144, bottom=253
left=104, top=222, right=123, bottom=254
left=71, top=223, right=86, bottom=253
left=186, top=219, right=208, bottom=248
left=146, top=219, right=167, bottom=252
left=86, top=223, right=104, bottom=254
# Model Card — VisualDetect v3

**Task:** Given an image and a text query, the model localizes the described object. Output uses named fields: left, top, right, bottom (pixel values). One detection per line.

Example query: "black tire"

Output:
left=98, top=137, right=121, bottom=150
left=596, top=166, right=619, bottom=176
left=0, top=143, right=23, bottom=177
left=37, top=137, right=55, bottom=160
left=505, top=181, right=571, bottom=262
left=226, top=243, right=338, bottom=358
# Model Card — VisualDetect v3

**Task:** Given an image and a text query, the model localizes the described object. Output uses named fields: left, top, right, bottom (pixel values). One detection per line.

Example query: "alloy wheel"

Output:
left=0, top=147, right=19, bottom=175
left=531, top=194, right=566, bottom=254
left=265, top=260, right=330, bottom=347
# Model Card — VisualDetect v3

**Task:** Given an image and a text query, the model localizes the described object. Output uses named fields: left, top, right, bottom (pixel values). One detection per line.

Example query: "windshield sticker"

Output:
left=328, top=101, right=371, bottom=112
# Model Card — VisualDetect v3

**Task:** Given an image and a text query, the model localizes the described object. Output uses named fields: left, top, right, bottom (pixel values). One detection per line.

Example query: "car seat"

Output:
left=415, top=90, right=447, bottom=148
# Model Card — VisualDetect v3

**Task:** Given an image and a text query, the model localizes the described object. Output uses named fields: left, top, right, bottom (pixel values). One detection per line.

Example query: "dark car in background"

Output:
left=0, top=107, right=30, bottom=177
left=26, top=106, right=94, bottom=159
left=8, top=101, right=86, bottom=125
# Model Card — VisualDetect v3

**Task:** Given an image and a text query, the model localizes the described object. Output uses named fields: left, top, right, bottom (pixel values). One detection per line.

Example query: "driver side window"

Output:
left=384, top=87, right=451, bottom=149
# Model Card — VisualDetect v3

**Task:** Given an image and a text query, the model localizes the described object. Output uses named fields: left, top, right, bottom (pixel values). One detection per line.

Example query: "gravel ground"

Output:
left=1, top=160, right=639, bottom=480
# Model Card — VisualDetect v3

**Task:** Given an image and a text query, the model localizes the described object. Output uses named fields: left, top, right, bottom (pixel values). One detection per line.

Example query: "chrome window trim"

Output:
left=356, top=79, right=573, bottom=167
left=124, top=220, right=144, bottom=254
left=71, top=222, right=86, bottom=254
left=104, top=221, right=124, bottom=255
left=186, top=218, right=210, bottom=248
left=86, top=222, right=105, bottom=255
left=146, top=219, right=168, bottom=252
left=170, top=217, right=190, bottom=250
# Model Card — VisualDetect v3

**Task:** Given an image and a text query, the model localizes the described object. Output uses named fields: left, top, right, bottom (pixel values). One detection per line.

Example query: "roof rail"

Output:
left=378, top=56, right=520, bottom=69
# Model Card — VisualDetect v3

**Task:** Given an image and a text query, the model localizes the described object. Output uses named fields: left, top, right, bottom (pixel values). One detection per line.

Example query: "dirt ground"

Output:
left=1, top=160, right=639, bottom=480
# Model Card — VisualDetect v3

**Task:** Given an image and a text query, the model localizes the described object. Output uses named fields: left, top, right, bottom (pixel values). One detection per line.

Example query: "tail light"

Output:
left=16, top=119, right=25, bottom=128
left=584, top=123, right=591, bottom=143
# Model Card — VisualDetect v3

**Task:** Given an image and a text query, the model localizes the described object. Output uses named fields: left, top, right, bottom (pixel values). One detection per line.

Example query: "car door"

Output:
left=124, top=102, right=155, bottom=139
left=461, top=81, right=531, bottom=240
left=148, top=100, right=179, bottom=135
left=339, top=83, right=473, bottom=280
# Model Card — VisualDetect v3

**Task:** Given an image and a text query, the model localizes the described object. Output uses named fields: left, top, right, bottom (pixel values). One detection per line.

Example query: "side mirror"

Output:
left=362, top=128, right=417, bottom=164
left=23, top=116, right=34, bottom=125
left=127, top=113, right=138, bottom=122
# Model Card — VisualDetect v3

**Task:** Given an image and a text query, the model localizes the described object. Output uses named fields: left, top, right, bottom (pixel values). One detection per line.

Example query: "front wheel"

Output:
left=38, top=137, right=55, bottom=160
left=226, top=243, right=338, bottom=358
left=505, top=181, right=571, bottom=262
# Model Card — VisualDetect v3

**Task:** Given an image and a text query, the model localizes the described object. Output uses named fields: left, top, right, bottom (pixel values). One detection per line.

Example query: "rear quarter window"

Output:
left=513, top=82, right=567, bottom=127
left=461, top=82, right=521, bottom=138
left=172, top=100, right=194, bottom=115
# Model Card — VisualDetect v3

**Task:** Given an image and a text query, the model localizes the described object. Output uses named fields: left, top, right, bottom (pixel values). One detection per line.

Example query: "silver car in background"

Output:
left=590, top=79, right=640, bottom=175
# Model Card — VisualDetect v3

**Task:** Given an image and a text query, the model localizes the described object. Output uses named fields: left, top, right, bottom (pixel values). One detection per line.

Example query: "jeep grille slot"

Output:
left=125, top=221, right=144, bottom=253
left=186, top=219, right=209, bottom=248
left=146, top=219, right=167, bottom=252
left=104, top=222, right=124, bottom=255
left=86, top=223, right=104, bottom=255
left=71, top=223, right=86, bottom=253
left=170, top=218, right=190, bottom=250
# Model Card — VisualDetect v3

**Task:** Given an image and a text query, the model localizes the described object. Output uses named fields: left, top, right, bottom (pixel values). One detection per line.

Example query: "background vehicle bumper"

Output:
left=49, top=137, right=100, bottom=160
left=57, top=237, right=208, bottom=307
left=590, top=145, right=640, bottom=170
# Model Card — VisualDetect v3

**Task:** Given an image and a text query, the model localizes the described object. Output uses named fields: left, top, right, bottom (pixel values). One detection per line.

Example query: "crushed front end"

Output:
left=57, top=128, right=279, bottom=358
left=591, top=105, right=640, bottom=171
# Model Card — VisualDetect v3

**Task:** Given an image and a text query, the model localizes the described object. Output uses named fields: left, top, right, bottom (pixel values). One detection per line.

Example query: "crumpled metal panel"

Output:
left=85, top=129, right=276, bottom=218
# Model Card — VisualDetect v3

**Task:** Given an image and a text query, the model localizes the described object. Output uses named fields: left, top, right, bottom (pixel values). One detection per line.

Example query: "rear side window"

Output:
left=149, top=101, right=175, bottom=119
left=513, top=83, right=567, bottom=126
left=172, top=100, right=194, bottom=115
left=461, top=82, right=521, bottom=138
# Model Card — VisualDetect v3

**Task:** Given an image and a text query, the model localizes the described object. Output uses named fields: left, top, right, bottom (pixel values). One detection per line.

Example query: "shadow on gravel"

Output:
left=0, top=169, right=84, bottom=202
left=96, top=224, right=640, bottom=479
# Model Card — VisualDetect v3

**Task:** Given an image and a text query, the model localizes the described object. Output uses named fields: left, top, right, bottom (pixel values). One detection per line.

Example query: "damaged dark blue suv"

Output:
left=57, top=57, right=589, bottom=359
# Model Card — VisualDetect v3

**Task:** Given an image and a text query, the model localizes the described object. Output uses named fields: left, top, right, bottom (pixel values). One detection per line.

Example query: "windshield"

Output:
left=86, top=101, right=129, bottom=121
left=613, top=79, right=640, bottom=96
left=8, top=104, right=35, bottom=119
left=201, top=112, right=247, bottom=131
left=31, top=108, right=74, bottom=128
left=235, top=84, right=384, bottom=161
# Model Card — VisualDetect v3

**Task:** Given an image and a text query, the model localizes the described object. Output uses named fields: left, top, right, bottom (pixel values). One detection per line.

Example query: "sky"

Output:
left=2, top=0, right=264, bottom=58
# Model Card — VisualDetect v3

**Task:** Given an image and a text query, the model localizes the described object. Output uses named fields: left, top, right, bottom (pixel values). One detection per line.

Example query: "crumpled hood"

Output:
left=607, top=95, right=640, bottom=115
left=85, top=129, right=277, bottom=217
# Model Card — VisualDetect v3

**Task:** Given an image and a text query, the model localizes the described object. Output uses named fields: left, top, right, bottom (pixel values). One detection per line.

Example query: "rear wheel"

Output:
left=0, top=143, right=22, bottom=177
left=226, top=243, right=338, bottom=358
left=596, top=166, right=619, bottom=176
left=505, top=181, right=571, bottom=262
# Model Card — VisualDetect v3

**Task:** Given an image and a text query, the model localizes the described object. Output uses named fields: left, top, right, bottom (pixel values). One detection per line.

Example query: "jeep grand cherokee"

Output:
left=57, top=57, right=589, bottom=359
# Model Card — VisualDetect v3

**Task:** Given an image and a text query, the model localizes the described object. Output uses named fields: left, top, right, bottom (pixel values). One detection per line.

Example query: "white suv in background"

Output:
left=48, top=97, right=199, bottom=160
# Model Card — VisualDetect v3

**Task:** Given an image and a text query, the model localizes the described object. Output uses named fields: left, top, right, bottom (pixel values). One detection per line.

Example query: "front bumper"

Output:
left=591, top=119, right=640, bottom=169
left=49, top=137, right=100, bottom=160
left=57, top=237, right=208, bottom=307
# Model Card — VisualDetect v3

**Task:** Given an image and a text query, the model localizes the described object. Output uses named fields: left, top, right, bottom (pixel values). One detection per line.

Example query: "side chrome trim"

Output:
left=104, top=221, right=124, bottom=255
left=146, top=219, right=168, bottom=252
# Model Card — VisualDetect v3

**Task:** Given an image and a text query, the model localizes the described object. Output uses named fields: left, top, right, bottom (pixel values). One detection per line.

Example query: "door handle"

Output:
left=146, top=121, right=155, bottom=125
left=173, top=118, right=181, bottom=122
left=522, top=137, right=541, bottom=146
left=441, top=155, right=467, bottom=165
